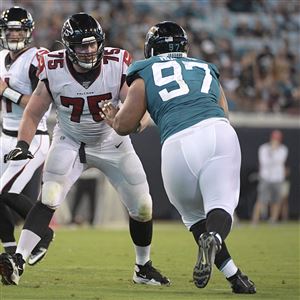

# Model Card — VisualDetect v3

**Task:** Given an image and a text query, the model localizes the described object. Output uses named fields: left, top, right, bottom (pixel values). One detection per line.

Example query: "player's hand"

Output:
left=4, top=140, right=34, bottom=163
left=100, top=100, right=119, bottom=127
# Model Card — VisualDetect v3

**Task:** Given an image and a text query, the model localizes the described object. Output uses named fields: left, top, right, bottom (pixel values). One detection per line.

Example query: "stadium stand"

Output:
left=3, top=0, right=298, bottom=114
left=1, top=0, right=299, bottom=221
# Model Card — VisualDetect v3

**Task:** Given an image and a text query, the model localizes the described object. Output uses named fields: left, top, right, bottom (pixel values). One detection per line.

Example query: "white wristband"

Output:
left=3, top=87, right=22, bottom=104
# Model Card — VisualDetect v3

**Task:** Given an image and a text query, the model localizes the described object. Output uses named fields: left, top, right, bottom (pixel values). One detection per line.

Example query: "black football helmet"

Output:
left=61, top=13, right=105, bottom=70
left=0, top=6, right=34, bottom=51
left=144, top=21, right=188, bottom=59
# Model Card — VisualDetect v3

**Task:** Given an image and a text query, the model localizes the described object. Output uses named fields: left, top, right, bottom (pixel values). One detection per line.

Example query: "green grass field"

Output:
left=0, top=222, right=299, bottom=300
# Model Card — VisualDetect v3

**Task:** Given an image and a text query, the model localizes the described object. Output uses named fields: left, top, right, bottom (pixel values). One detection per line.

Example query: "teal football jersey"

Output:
left=127, top=55, right=226, bottom=144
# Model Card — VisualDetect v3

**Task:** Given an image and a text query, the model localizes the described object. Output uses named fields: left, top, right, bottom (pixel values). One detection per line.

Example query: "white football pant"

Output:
left=161, top=118, right=241, bottom=229
left=41, top=126, right=152, bottom=221
left=0, top=133, right=50, bottom=194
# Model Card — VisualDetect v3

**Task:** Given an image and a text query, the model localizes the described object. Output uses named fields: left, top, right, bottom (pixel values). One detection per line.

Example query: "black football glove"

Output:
left=4, top=140, right=34, bottom=163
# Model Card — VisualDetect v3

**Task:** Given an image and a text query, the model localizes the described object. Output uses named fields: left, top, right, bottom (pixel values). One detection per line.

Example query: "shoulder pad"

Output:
left=37, top=47, right=50, bottom=55
left=127, top=58, right=155, bottom=77
left=208, top=63, right=220, bottom=78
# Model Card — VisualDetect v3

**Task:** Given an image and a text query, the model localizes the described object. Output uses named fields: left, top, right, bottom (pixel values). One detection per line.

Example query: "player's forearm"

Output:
left=17, top=80, right=51, bottom=144
left=114, top=78, right=147, bottom=134
left=112, top=116, right=138, bottom=136
left=17, top=108, right=41, bottom=144
left=112, top=105, right=145, bottom=135
left=17, top=94, right=32, bottom=109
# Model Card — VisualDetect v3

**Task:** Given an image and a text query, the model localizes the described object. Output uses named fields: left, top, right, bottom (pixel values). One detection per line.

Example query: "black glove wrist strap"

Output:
left=16, top=140, right=30, bottom=151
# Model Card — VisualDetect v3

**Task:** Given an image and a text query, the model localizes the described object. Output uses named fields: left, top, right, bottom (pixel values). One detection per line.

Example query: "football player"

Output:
left=101, top=21, right=256, bottom=294
left=0, top=13, right=169, bottom=286
left=0, top=6, right=54, bottom=273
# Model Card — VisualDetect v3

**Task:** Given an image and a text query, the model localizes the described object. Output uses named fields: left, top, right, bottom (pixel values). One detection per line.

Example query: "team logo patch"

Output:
left=82, top=81, right=91, bottom=89
left=63, top=20, right=74, bottom=37
left=145, top=26, right=158, bottom=41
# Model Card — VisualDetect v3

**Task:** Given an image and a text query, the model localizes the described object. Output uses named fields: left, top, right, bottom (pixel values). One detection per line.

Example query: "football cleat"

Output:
left=28, top=227, right=55, bottom=266
left=133, top=260, right=170, bottom=286
left=28, top=248, right=47, bottom=266
left=193, top=232, right=221, bottom=288
left=0, top=253, right=25, bottom=285
left=227, top=269, right=256, bottom=294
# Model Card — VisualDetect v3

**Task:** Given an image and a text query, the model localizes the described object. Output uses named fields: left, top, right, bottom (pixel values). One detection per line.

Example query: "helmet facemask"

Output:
left=68, top=37, right=104, bottom=70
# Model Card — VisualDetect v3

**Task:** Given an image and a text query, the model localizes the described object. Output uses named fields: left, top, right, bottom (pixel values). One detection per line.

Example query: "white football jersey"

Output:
left=39, top=47, right=131, bottom=145
left=0, top=47, right=50, bottom=131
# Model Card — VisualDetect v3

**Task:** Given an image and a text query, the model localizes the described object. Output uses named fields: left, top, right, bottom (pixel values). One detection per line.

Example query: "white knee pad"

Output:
left=41, top=181, right=63, bottom=210
left=129, top=194, right=153, bottom=222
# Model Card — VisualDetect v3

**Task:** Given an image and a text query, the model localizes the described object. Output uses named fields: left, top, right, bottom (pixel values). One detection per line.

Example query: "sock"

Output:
left=23, top=201, right=55, bottom=237
left=1, top=193, right=33, bottom=219
left=0, top=193, right=35, bottom=253
left=206, top=208, right=232, bottom=241
left=190, top=219, right=206, bottom=243
left=134, top=245, right=151, bottom=266
left=219, top=258, right=238, bottom=278
left=16, top=229, right=41, bottom=261
left=16, top=201, right=55, bottom=260
left=3, top=243, right=17, bottom=255
left=191, top=218, right=238, bottom=279
left=215, top=241, right=230, bottom=268
left=129, top=217, right=152, bottom=246
left=129, top=217, right=153, bottom=265
left=0, top=202, right=16, bottom=245
left=35, top=227, right=54, bottom=249
left=190, top=218, right=222, bottom=245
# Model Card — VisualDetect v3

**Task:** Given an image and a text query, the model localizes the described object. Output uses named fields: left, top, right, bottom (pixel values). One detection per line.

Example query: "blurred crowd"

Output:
left=3, top=0, right=300, bottom=114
